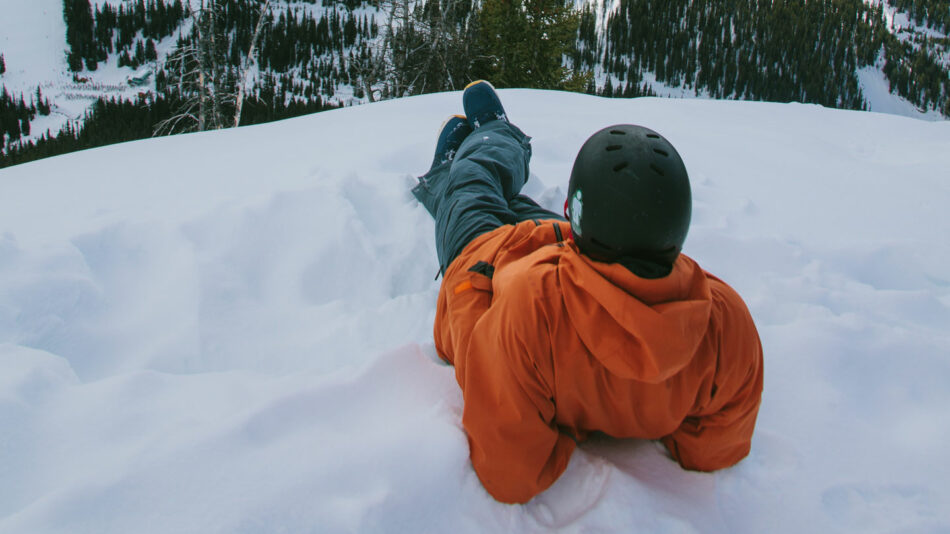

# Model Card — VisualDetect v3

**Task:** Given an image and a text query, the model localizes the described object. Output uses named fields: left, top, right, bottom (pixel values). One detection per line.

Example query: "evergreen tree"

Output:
left=475, top=0, right=586, bottom=90
left=146, top=38, right=158, bottom=62
left=36, top=87, right=51, bottom=116
left=0, top=53, right=5, bottom=75
left=134, top=39, right=146, bottom=66
left=361, top=0, right=479, bottom=99
left=8, top=112, right=20, bottom=141
left=63, top=0, right=97, bottom=71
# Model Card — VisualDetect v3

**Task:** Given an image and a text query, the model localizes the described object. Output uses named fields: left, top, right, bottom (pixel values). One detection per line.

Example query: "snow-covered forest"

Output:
left=1, top=0, right=948, bottom=167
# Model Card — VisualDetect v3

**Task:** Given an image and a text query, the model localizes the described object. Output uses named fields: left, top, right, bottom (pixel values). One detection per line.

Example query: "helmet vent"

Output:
left=613, top=162, right=629, bottom=172
left=606, top=145, right=622, bottom=151
left=650, top=163, right=665, bottom=176
left=646, top=133, right=660, bottom=139
left=610, top=130, right=626, bottom=135
left=653, top=148, right=669, bottom=157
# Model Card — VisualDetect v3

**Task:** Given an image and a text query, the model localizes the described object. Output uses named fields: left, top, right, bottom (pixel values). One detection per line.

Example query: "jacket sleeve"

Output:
left=661, top=377, right=762, bottom=472
left=458, top=285, right=576, bottom=504
left=663, top=303, right=764, bottom=472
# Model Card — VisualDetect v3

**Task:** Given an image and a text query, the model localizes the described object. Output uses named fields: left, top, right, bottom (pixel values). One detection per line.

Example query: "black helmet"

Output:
left=566, top=124, right=691, bottom=278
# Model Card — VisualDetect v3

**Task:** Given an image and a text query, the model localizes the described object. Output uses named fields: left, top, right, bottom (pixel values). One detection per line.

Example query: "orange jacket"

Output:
left=435, top=219, right=764, bottom=504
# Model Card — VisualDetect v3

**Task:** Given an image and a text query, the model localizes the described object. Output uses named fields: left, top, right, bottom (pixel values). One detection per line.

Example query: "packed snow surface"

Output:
left=1, top=91, right=949, bottom=533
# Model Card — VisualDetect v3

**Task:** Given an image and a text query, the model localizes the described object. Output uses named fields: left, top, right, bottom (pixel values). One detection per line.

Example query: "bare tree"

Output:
left=354, top=0, right=479, bottom=102
left=154, top=29, right=203, bottom=135
left=234, top=0, right=270, bottom=127
left=352, top=43, right=386, bottom=103
left=156, top=0, right=270, bottom=135
left=412, top=0, right=480, bottom=93
left=156, top=0, right=477, bottom=134
left=351, top=0, right=412, bottom=102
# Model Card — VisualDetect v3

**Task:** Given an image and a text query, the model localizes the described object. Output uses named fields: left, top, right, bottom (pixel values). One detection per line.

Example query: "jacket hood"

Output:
left=558, top=244, right=712, bottom=383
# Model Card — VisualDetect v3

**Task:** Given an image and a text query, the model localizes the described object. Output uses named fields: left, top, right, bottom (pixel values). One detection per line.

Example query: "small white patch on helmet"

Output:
left=570, top=189, right=583, bottom=236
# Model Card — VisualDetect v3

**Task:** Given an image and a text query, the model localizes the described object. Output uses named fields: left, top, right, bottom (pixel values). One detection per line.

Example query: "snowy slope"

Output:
left=0, top=0, right=74, bottom=139
left=0, top=0, right=65, bottom=85
left=0, top=0, right=173, bottom=142
left=1, top=91, right=950, bottom=533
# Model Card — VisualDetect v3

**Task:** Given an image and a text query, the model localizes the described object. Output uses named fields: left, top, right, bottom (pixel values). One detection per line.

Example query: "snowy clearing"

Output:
left=1, top=90, right=949, bottom=533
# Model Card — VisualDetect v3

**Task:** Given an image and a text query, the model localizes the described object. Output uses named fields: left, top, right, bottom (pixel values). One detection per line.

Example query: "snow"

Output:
left=0, top=0, right=73, bottom=138
left=2, top=90, right=950, bottom=533
left=0, top=0, right=66, bottom=86
left=857, top=64, right=946, bottom=120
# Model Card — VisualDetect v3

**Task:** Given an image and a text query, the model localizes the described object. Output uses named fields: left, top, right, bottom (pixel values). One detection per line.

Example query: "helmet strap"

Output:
left=562, top=197, right=574, bottom=242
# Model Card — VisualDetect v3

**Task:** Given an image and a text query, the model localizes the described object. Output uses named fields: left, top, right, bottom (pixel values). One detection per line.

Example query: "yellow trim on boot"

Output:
left=439, top=114, right=467, bottom=133
left=464, top=80, right=494, bottom=90
left=446, top=113, right=467, bottom=123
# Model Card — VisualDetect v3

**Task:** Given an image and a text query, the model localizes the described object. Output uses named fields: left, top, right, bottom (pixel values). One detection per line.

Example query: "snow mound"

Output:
left=1, top=90, right=949, bottom=533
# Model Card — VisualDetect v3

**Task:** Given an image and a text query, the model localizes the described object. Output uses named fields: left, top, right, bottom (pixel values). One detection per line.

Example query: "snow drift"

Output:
left=1, top=90, right=949, bottom=533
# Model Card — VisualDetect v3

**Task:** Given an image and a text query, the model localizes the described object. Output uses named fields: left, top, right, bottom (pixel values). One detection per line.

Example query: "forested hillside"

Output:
left=574, top=0, right=949, bottom=114
left=889, top=0, right=949, bottom=32
left=1, top=0, right=947, bottom=168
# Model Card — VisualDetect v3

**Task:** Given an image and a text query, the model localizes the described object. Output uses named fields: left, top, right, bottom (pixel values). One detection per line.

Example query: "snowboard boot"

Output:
left=430, top=114, right=473, bottom=170
left=462, top=80, right=508, bottom=130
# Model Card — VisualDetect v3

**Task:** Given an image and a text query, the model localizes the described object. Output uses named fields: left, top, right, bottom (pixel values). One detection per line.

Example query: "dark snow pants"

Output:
left=412, top=120, right=565, bottom=273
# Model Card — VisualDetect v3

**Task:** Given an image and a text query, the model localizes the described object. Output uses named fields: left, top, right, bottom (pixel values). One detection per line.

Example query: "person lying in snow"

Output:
left=412, top=81, right=764, bottom=504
